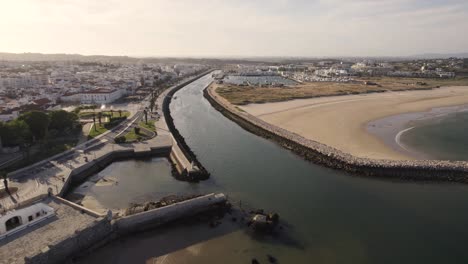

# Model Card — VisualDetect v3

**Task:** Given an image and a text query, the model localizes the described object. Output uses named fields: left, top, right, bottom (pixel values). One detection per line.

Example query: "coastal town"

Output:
left=2, top=57, right=466, bottom=121
left=219, top=57, right=467, bottom=84
left=3, top=0, right=468, bottom=263
left=1, top=53, right=468, bottom=264
left=0, top=60, right=206, bottom=122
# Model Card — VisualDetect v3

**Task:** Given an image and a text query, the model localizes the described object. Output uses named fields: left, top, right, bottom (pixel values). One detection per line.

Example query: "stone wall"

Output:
left=204, top=86, right=468, bottom=183
left=25, top=218, right=112, bottom=264
left=115, top=193, right=227, bottom=234
left=25, top=193, right=227, bottom=263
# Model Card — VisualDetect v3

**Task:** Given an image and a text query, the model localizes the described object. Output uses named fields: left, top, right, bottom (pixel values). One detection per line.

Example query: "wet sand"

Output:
left=240, top=86, right=468, bottom=160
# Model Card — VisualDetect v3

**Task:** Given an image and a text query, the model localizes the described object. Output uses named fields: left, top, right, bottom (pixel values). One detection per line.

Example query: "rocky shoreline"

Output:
left=204, top=85, right=468, bottom=183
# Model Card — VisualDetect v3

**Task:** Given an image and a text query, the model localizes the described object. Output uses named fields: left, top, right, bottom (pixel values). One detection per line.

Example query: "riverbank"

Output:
left=238, top=85, right=468, bottom=160
left=81, top=71, right=468, bottom=264
left=159, top=70, right=214, bottom=181
left=205, top=84, right=468, bottom=183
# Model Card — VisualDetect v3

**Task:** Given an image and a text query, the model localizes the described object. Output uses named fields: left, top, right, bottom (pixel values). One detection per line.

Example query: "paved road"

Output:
left=0, top=73, right=210, bottom=212
left=0, top=109, right=146, bottom=211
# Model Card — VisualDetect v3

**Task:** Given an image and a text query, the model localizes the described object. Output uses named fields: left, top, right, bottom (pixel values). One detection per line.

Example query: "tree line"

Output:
left=0, top=110, right=81, bottom=148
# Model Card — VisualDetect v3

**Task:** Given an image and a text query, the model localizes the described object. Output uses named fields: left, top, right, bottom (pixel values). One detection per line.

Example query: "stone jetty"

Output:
left=205, top=84, right=468, bottom=183
left=158, top=70, right=214, bottom=181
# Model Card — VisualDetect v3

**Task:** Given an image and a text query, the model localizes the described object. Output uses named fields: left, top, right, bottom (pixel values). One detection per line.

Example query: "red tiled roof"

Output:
left=84, top=88, right=117, bottom=94
left=32, top=98, right=52, bottom=106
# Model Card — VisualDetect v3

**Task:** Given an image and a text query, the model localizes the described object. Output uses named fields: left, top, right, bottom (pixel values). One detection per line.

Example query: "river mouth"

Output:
left=78, top=73, right=468, bottom=264
left=367, top=104, right=468, bottom=160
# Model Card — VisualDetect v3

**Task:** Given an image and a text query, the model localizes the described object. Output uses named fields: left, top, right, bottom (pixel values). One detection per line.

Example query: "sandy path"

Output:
left=240, top=86, right=468, bottom=160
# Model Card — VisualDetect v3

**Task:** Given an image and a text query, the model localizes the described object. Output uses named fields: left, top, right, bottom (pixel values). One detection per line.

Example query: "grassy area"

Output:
left=88, top=123, right=108, bottom=138
left=101, top=111, right=130, bottom=118
left=84, top=111, right=130, bottom=139
left=78, top=112, right=95, bottom=118
left=79, top=110, right=130, bottom=119
left=216, top=76, right=468, bottom=105
left=124, top=129, right=143, bottom=142
left=124, top=123, right=155, bottom=142
left=125, top=129, right=143, bottom=142
left=139, top=120, right=156, bottom=132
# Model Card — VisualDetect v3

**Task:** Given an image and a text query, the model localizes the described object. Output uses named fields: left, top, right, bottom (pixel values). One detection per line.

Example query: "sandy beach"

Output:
left=239, top=86, right=468, bottom=160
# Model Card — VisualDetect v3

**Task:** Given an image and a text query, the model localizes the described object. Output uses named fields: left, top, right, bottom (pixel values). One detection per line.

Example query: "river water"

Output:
left=81, top=74, right=468, bottom=264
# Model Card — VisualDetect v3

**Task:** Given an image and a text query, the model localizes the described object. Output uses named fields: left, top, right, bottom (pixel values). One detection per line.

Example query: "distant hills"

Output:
left=0, top=51, right=467, bottom=63
left=410, top=53, right=468, bottom=59
left=0, top=52, right=139, bottom=62
left=0, top=52, right=232, bottom=65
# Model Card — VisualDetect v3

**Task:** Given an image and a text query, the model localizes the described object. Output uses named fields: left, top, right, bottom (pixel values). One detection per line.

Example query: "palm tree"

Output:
left=92, top=113, right=97, bottom=131
left=149, top=98, right=156, bottom=113
left=1, top=171, right=9, bottom=194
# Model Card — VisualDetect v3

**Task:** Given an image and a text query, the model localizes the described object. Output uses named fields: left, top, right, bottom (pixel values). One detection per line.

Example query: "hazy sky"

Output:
left=1, top=0, right=467, bottom=57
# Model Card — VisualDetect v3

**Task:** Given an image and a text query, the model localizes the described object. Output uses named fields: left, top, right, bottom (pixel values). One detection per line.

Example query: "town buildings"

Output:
left=0, top=61, right=207, bottom=120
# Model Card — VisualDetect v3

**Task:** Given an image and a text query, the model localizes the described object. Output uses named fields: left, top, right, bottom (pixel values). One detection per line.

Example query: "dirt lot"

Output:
left=216, top=76, right=468, bottom=105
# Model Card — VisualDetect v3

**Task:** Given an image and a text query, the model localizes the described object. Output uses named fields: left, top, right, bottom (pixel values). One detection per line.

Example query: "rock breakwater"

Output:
left=162, top=71, right=213, bottom=181
left=204, top=85, right=468, bottom=183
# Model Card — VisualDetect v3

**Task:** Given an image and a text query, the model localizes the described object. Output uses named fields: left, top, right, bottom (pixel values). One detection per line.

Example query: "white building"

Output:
left=61, top=89, right=123, bottom=104
left=0, top=203, right=55, bottom=238
left=80, top=89, right=122, bottom=104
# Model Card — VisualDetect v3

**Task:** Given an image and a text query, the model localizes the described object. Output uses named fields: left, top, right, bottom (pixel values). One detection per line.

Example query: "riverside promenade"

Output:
left=0, top=71, right=228, bottom=264
left=0, top=71, right=212, bottom=212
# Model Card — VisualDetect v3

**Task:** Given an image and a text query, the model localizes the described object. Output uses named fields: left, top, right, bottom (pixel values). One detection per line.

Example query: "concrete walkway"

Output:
left=0, top=72, right=212, bottom=212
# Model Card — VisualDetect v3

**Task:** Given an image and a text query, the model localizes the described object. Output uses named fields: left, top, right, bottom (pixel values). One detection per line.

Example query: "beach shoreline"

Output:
left=238, top=86, right=468, bottom=161
left=204, top=83, right=468, bottom=183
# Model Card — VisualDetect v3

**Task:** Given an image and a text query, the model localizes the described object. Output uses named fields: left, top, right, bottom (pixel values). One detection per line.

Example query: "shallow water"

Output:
left=400, top=111, right=468, bottom=160
left=368, top=104, right=468, bottom=160
left=80, top=74, right=468, bottom=264
left=68, top=157, right=218, bottom=209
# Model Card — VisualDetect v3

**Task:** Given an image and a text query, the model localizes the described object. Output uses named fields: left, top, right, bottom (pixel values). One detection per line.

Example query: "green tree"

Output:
left=19, top=111, right=50, bottom=141
left=49, top=110, right=78, bottom=132
left=0, top=120, right=31, bottom=147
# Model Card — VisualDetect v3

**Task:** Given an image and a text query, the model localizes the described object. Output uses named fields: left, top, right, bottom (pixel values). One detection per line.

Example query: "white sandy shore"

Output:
left=240, top=86, right=468, bottom=160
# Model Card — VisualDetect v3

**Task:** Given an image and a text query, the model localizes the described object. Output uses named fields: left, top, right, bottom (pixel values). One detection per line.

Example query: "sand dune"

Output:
left=240, top=86, right=468, bottom=160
